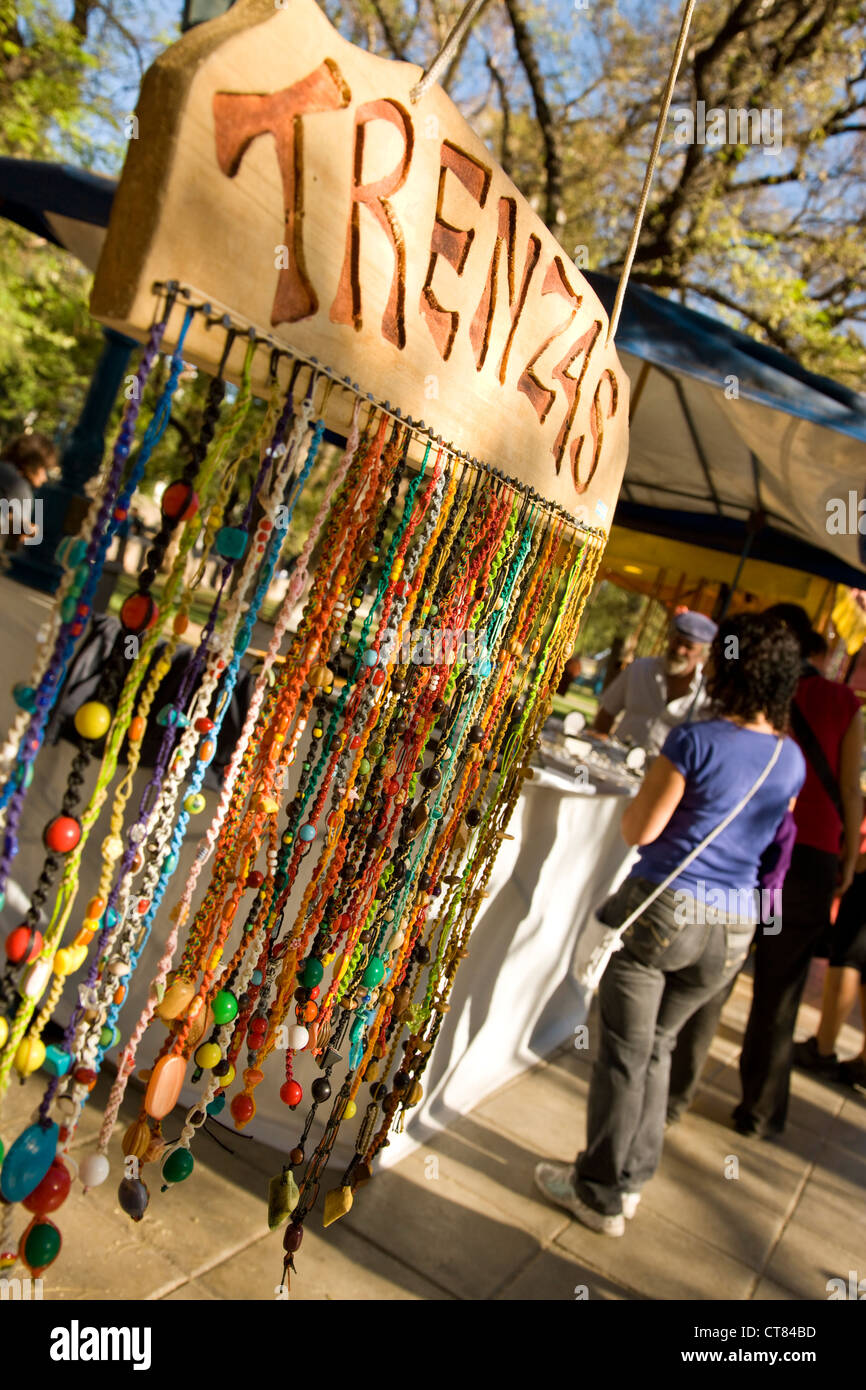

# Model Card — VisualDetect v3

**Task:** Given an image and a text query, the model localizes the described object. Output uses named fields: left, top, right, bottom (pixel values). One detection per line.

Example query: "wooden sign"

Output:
left=91, top=0, right=629, bottom=528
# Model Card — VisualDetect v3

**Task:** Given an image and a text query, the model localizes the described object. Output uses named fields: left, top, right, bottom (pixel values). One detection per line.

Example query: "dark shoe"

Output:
left=732, top=1107, right=783, bottom=1140
left=837, top=1056, right=866, bottom=1096
left=792, top=1036, right=839, bottom=1078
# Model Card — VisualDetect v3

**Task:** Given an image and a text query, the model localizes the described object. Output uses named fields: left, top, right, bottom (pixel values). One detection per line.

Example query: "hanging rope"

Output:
left=607, top=0, right=698, bottom=342
left=410, top=0, right=490, bottom=102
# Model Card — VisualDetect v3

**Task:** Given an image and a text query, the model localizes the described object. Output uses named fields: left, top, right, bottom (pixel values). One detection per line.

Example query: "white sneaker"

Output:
left=533, top=1161, right=625, bottom=1236
left=621, top=1191, right=641, bottom=1220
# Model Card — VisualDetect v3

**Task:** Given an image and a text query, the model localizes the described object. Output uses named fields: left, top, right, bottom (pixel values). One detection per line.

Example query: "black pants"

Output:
left=735, top=844, right=839, bottom=1135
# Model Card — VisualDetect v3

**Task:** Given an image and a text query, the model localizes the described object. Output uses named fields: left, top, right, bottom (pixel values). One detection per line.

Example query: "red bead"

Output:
left=22, top=1158, right=71, bottom=1216
left=372, top=669, right=386, bottom=686
left=194, top=716, right=214, bottom=734
left=249, top=1018, right=268, bottom=1035
left=350, top=735, right=362, bottom=750
left=136, top=898, right=150, bottom=915
left=384, top=778, right=399, bottom=796
left=245, top=870, right=265, bottom=889
left=113, top=507, right=128, bottom=522
left=5, top=924, right=42, bottom=963
left=120, top=592, right=158, bottom=635
left=309, top=986, right=320, bottom=1000
left=73, top=1066, right=97, bottom=1087
left=162, top=480, right=199, bottom=523
left=76, top=603, right=90, bottom=617
left=44, top=815, right=82, bottom=854
left=70, top=622, right=84, bottom=636
left=280, top=1080, right=303, bottom=1107
left=283, top=1223, right=303, bottom=1253
left=230, top=1093, right=255, bottom=1126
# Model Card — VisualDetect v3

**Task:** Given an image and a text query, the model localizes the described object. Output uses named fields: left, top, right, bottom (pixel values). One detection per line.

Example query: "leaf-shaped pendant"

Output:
left=322, top=1185, right=353, bottom=1227
left=268, top=1169, right=299, bottom=1229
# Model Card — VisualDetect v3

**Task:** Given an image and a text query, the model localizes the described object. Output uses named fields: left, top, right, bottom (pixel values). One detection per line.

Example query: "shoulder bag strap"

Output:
left=788, top=702, right=843, bottom=821
left=616, top=737, right=784, bottom=936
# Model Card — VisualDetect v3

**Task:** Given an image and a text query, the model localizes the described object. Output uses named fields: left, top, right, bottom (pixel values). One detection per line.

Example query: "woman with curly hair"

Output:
left=535, top=613, right=806, bottom=1236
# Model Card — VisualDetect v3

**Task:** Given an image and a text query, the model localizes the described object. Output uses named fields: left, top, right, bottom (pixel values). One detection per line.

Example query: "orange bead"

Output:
left=129, top=716, right=146, bottom=742
left=86, top=896, right=106, bottom=918
left=73, top=929, right=92, bottom=949
left=114, top=985, right=126, bottom=1005
left=173, top=613, right=189, bottom=636
left=303, top=1002, right=318, bottom=1022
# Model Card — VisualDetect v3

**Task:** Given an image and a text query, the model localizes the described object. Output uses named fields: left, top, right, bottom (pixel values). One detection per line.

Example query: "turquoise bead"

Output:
left=74, top=563, right=90, bottom=587
left=215, top=526, right=247, bottom=559
left=13, top=684, right=37, bottom=713
left=251, top=970, right=263, bottom=985
left=299, top=824, right=316, bottom=842
left=42, top=1045, right=71, bottom=1077
left=106, top=907, right=119, bottom=928
left=206, top=1094, right=226, bottom=1116
left=58, top=537, right=87, bottom=567
left=479, top=659, right=493, bottom=678
left=362, top=957, right=385, bottom=988
left=162, top=851, right=179, bottom=874
left=363, top=648, right=378, bottom=667
left=157, top=705, right=189, bottom=728
left=0, top=1120, right=58, bottom=1202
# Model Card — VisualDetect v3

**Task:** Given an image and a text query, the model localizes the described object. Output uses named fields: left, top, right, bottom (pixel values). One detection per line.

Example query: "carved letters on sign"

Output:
left=90, top=0, right=629, bottom=524
left=213, top=65, right=616, bottom=491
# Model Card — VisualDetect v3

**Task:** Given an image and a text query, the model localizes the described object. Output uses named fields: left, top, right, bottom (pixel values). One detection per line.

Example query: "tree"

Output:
left=324, top=0, right=866, bottom=384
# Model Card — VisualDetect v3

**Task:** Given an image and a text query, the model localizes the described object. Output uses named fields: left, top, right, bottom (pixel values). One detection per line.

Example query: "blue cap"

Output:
left=673, top=610, right=717, bottom=643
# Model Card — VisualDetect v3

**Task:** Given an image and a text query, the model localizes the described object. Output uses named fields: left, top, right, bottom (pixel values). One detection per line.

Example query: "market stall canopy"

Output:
left=0, top=158, right=113, bottom=271
left=586, top=272, right=866, bottom=589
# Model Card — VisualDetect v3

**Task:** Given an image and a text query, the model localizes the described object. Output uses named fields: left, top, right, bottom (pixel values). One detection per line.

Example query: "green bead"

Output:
left=13, top=684, right=37, bottom=713
left=57, top=536, right=87, bottom=568
left=23, top=1220, right=61, bottom=1271
left=369, top=742, right=384, bottom=759
left=362, top=957, right=385, bottom=988
left=302, top=957, right=324, bottom=988
left=184, top=792, right=206, bottom=814
left=60, top=596, right=78, bottom=622
left=99, top=1026, right=114, bottom=1048
left=215, top=526, right=247, bottom=559
left=162, top=1148, right=194, bottom=1184
left=212, top=989, right=239, bottom=1025
left=359, top=758, right=371, bottom=776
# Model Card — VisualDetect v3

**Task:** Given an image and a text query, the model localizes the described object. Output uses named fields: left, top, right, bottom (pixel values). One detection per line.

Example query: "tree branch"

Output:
left=502, top=0, right=564, bottom=231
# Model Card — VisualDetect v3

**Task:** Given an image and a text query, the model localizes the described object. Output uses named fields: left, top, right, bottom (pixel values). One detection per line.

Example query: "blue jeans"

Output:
left=575, top=876, right=756, bottom=1215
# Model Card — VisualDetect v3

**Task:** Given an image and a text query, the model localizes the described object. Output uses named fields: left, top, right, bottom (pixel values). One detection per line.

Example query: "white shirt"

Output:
left=600, top=656, right=710, bottom=755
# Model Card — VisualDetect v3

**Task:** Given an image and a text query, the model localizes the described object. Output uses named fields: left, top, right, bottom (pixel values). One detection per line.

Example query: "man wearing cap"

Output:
left=592, top=611, right=718, bottom=755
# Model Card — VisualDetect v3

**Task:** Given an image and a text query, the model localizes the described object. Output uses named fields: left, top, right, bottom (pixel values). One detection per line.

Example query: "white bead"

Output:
left=80, top=1152, right=110, bottom=1188
left=287, top=1025, right=309, bottom=1051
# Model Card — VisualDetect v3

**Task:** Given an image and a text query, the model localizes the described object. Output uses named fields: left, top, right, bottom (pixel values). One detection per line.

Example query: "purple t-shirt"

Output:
left=630, top=719, right=806, bottom=897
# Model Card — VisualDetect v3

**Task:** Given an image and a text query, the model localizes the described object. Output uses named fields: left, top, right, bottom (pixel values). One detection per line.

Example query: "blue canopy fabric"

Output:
left=586, top=272, right=866, bottom=586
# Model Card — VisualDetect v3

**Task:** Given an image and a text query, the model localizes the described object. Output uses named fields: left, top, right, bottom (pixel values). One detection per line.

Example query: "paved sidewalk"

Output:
left=2, top=964, right=863, bottom=1301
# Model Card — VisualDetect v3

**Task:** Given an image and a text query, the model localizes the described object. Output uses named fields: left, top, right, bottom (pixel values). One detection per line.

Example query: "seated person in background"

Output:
left=592, top=610, right=717, bottom=755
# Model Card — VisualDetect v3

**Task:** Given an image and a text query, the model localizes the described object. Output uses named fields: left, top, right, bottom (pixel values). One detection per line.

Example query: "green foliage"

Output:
left=572, top=580, right=644, bottom=658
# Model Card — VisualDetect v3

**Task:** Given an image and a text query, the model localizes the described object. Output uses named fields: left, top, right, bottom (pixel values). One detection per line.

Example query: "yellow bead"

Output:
left=53, top=948, right=78, bottom=976
left=73, top=701, right=112, bottom=741
left=14, top=1036, right=46, bottom=1077
left=220, top=1063, right=235, bottom=1088
left=194, top=1042, right=222, bottom=1069
left=0, top=1016, right=7, bottom=1048
left=343, top=1099, right=357, bottom=1119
